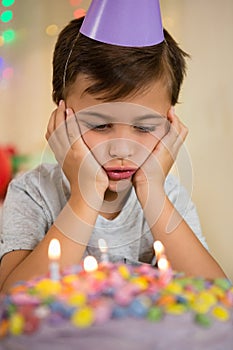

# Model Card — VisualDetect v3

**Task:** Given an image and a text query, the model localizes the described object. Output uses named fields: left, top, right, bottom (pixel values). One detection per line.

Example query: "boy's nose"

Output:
left=108, top=137, right=134, bottom=159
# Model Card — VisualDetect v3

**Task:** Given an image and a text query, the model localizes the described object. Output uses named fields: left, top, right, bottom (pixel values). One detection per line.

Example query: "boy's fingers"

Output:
left=46, top=108, right=70, bottom=164
left=179, top=121, right=189, bottom=142
left=162, top=109, right=188, bottom=149
left=66, top=109, right=82, bottom=146
left=54, top=100, right=66, bottom=129
left=151, top=109, right=188, bottom=165
left=167, top=110, right=181, bottom=139
left=46, top=100, right=66, bottom=139
left=46, top=110, right=56, bottom=139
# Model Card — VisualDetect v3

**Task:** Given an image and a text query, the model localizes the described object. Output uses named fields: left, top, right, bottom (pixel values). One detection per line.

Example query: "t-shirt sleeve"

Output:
left=165, top=174, right=208, bottom=250
left=0, top=174, right=51, bottom=261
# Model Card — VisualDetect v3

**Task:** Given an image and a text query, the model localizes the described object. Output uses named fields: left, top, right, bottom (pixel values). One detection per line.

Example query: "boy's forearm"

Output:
left=0, top=194, right=101, bottom=293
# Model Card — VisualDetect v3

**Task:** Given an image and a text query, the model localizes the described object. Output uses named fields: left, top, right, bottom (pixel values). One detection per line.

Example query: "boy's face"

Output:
left=66, top=74, right=171, bottom=193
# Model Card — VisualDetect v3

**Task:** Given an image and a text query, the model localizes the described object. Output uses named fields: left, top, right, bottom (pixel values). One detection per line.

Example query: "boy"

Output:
left=0, top=1, right=226, bottom=292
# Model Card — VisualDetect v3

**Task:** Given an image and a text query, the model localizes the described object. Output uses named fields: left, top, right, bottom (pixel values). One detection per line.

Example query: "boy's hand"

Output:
left=45, top=100, right=109, bottom=206
left=133, top=107, right=188, bottom=202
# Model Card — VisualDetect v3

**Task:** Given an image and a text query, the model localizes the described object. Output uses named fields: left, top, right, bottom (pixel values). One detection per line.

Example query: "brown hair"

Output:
left=52, top=17, right=189, bottom=106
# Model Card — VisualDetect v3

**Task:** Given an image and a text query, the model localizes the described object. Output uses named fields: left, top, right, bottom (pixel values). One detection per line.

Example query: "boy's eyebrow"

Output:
left=134, top=114, right=165, bottom=122
left=78, top=111, right=164, bottom=121
left=78, top=111, right=113, bottom=121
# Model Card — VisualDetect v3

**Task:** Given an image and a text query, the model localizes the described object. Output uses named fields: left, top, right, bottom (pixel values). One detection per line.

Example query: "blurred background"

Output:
left=0, top=0, right=232, bottom=280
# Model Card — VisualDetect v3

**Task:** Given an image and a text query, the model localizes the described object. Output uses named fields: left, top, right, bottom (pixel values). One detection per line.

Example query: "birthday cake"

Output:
left=0, top=260, right=233, bottom=350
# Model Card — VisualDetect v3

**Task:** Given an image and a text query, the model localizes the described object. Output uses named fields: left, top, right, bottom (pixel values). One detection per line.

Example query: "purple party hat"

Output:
left=80, top=0, right=164, bottom=47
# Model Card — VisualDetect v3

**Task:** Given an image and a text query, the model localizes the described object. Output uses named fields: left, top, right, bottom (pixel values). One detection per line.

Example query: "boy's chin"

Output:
left=107, top=178, right=132, bottom=193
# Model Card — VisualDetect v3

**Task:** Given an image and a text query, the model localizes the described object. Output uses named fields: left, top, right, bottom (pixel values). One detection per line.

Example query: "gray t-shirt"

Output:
left=0, top=163, right=207, bottom=263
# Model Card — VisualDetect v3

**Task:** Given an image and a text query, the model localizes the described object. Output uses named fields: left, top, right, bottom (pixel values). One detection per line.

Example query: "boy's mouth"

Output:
left=104, top=167, right=137, bottom=181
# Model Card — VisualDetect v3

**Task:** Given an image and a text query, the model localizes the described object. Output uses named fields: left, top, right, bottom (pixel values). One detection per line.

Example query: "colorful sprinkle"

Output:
left=195, top=313, right=212, bottom=327
left=9, top=313, right=24, bottom=335
left=147, top=306, right=163, bottom=321
left=212, top=305, right=230, bottom=321
left=71, top=306, right=94, bottom=328
left=68, top=292, right=87, bottom=307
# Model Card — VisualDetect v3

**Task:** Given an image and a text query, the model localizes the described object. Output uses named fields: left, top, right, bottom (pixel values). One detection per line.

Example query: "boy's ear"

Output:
left=171, top=106, right=175, bottom=115
left=167, top=106, right=175, bottom=116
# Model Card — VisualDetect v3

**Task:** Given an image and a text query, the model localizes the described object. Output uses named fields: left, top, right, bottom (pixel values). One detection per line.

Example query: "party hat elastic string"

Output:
left=63, top=32, right=80, bottom=90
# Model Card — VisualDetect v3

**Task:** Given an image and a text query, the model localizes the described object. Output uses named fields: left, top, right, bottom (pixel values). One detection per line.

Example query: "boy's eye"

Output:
left=133, top=125, right=156, bottom=133
left=88, top=123, right=113, bottom=131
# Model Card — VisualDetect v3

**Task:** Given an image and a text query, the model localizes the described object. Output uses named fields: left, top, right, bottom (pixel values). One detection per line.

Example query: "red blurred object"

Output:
left=73, top=8, right=86, bottom=18
left=0, top=146, right=13, bottom=200
left=69, top=0, right=82, bottom=6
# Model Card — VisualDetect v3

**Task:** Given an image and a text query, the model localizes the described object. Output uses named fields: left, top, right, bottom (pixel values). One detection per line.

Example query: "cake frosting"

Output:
left=0, top=261, right=233, bottom=349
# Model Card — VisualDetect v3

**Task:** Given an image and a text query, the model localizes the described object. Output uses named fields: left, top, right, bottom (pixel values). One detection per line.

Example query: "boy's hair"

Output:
left=52, top=18, right=189, bottom=106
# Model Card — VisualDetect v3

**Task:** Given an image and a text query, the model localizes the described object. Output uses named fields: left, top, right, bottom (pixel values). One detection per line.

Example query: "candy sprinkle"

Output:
left=71, top=306, right=94, bottom=328
left=9, top=313, right=24, bottom=335
left=195, top=313, right=212, bottom=328
left=0, top=319, right=9, bottom=338
left=212, top=305, right=230, bottom=322
left=147, top=306, right=163, bottom=322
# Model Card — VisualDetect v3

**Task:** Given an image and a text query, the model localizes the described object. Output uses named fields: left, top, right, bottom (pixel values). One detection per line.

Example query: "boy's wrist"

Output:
left=69, top=186, right=104, bottom=213
left=135, top=182, right=165, bottom=207
left=135, top=184, right=168, bottom=229
left=54, top=200, right=97, bottom=245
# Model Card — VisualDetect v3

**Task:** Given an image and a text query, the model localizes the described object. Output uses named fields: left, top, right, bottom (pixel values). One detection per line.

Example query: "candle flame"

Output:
left=98, top=238, right=108, bottom=253
left=48, top=238, right=61, bottom=260
left=83, top=255, right=98, bottom=272
left=157, top=256, right=169, bottom=272
left=153, top=240, right=164, bottom=255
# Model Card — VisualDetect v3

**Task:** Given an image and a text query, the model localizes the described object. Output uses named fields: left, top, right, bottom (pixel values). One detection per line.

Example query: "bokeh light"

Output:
left=0, top=10, right=13, bottom=22
left=0, top=57, right=4, bottom=70
left=73, top=8, right=86, bottom=19
left=2, top=29, right=15, bottom=43
left=0, top=0, right=15, bottom=83
left=2, top=0, right=15, bottom=6
left=46, top=24, right=59, bottom=36
left=69, top=0, right=82, bottom=6
left=2, top=67, right=14, bottom=79
left=0, top=36, right=4, bottom=46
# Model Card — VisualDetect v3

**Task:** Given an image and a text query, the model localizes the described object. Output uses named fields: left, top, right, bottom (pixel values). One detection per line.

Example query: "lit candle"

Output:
left=152, top=240, right=164, bottom=266
left=157, top=254, right=172, bottom=284
left=83, top=255, right=98, bottom=272
left=48, top=238, right=61, bottom=281
left=157, top=255, right=169, bottom=272
left=98, top=238, right=109, bottom=263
